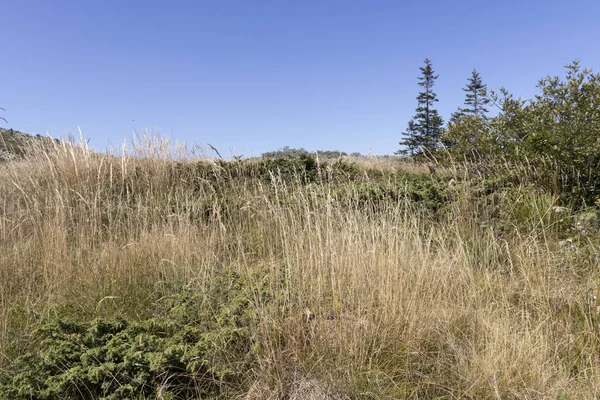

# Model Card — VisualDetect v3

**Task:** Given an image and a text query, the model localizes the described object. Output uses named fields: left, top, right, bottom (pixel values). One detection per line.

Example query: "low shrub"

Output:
left=332, top=172, right=453, bottom=217
left=0, top=269, right=269, bottom=400
left=196, top=153, right=361, bottom=185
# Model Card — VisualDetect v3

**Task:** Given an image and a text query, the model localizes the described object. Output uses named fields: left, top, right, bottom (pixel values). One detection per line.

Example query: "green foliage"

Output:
left=262, top=146, right=347, bottom=161
left=0, top=269, right=269, bottom=400
left=197, top=153, right=361, bottom=186
left=444, top=70, right=492, bottom=156
left=257, top=153, right=321, bottom=183
left=513, top=61, right=600, bottom=205
left=453, top=69, right=490, bottom=119
left=332, top=172, right=452, bottom=217
left=444, top=61, right=600, bottom=206
left=262, top=146, right=310, bottom=159
left=443, top=114, right=497, bottom=162
left=398, top=58, right=444, bottom=156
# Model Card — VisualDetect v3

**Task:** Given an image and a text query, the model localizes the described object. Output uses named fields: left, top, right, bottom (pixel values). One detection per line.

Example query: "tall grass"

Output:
left=1, top=136, right=599, bottom=398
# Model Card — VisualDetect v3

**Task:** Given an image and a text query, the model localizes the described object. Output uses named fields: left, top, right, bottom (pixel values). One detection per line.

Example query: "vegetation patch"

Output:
left=0, top=269, right=269, bottom=400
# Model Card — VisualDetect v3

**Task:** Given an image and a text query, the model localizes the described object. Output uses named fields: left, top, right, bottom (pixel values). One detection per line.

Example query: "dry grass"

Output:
left=1, top=135, right=600, bottom=398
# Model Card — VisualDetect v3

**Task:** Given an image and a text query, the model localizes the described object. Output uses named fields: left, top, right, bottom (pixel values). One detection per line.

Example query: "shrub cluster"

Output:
left=196, top=153, right=361, bottom=185
left=0, top=270, right=269, bottom=400
left=443, top=62, right=600, bottom=207
left=262, top=146, right=347, bottom=161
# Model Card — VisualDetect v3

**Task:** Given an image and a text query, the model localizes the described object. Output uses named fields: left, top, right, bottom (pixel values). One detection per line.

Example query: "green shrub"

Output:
left=262, top=146, right=347, bottom=161
left=196, top=153, right=361, bottom=186
left=443, top=114, right=498, bottom=163
left=332, top=173, right=453, bottom=217
left=445, top=62, right=600, bottom=207
left=0, top=269, right=269, bottom=400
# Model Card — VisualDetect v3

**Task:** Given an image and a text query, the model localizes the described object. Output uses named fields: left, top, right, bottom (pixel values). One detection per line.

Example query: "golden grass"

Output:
left=1, top=136, right=599, bottom=398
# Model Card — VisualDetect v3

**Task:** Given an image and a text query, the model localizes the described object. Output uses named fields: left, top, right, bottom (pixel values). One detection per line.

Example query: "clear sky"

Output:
left=2, top=0, right=599, bottom=156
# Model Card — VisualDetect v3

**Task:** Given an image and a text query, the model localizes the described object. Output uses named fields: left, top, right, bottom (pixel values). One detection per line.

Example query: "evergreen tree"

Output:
left=397, top=58, right=444, bottom=155
left=400, top=120, right=419, bottom=155
left=452, top=69, right=490, bottom=120
left=444, top=70, right=491, bottom=153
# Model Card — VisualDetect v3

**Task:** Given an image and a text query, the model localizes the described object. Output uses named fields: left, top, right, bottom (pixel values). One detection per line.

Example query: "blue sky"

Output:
left=2, top=0, right=599, bottom=156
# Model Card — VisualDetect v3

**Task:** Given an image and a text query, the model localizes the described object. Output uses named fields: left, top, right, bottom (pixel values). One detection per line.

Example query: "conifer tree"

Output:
left=444, top=70, right=491, bottom=155
left=452, top=69, right=490, bottom=120
left=397, top=59, right=444, bottom=155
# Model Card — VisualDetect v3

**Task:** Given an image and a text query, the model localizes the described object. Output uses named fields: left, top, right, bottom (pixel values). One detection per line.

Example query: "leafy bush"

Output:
left=443, top=114, right=498, bottom=163
left=445, top=62, right=600, bottom=207
left=332, top=172, right=453, bottom=217
left=261, top=146, right=310, bottom=159
left=0, top=270, right=269, bottom=400
left=196, top=153, right=361, bottom=185
left=262, top=146, right=347, bottom=161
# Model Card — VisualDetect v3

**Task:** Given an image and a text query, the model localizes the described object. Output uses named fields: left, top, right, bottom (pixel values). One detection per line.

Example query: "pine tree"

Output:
left=397, top=59, right=444, bottom=155
left=400, top=120, right=419, bottom=155
left=445, top=70, right=491, bottom=154
left=452, top=69, right=490, bottom=120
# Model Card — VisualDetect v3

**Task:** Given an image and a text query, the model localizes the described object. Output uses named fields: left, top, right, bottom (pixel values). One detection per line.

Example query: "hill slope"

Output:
left=0, top=128, right=58, bottom=160
left=1, top=141, right=599, bottom=398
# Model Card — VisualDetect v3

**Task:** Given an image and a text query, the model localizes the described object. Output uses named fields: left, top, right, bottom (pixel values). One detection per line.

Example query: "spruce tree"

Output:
left=445, top=70, right=491, bottom=155
left=453, top=69, right=490, bottom=120
left=397, top=58, right=444, bottom=155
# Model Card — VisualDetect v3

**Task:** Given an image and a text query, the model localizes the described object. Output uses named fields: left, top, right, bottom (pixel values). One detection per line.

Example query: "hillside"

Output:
left=0, top=139, right=599, bottom=398
left=0, top=128, right=58, bottom=160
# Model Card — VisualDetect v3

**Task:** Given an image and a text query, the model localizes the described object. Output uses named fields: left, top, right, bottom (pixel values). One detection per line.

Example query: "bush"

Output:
left=0, top=269, right=269, bottom=400
left=445, top=62, right=600, bottom=207
left=196, top=153, right=361, bottom=186
left=262, top=146, right=347, bottom=161
left=443, top=114, right=498, bottom=163
left=332, top=172, right=453, bottom=217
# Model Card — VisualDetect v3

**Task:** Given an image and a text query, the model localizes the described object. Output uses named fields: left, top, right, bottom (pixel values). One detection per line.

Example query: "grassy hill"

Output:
left=0, top=136, right=599, bottom=399
left=0, top=128, right=59, bottom=160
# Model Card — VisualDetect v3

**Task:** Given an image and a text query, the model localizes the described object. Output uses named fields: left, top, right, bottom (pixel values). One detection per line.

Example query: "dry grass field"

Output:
left=1, top=135, right=599, bottom=399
